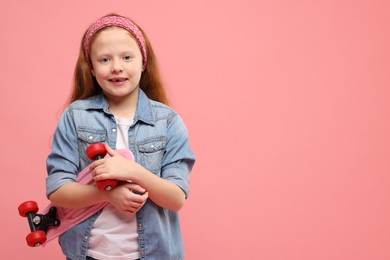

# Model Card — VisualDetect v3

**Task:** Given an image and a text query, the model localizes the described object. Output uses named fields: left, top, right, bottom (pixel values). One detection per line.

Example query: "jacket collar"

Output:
left=87, top=89, right=154, bottom=125
left=134, top=89, right=154, bottom=125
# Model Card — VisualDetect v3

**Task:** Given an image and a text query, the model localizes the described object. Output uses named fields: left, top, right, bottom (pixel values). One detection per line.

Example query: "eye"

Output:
left=99, top=57, right=110, bottom=63
left=123, top=55, right=132, bottom=61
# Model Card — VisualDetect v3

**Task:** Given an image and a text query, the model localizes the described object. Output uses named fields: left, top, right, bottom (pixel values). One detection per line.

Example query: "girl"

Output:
left=46, top=13, right=195, bottom=260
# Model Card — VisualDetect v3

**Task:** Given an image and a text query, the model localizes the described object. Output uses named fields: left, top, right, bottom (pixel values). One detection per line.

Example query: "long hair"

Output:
left=67, top=14, right=169, bottom=106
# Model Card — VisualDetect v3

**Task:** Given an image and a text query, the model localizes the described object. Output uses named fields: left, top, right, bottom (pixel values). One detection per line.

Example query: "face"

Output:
left=90, top=27, right=143, bottom=104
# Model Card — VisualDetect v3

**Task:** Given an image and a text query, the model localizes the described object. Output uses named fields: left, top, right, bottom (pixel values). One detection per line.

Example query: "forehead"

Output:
left=91, top=27, right=139, bottom=50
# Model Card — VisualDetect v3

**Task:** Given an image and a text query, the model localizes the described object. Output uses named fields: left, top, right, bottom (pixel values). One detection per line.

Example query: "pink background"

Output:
left=2, top=1, right=390, bottom=259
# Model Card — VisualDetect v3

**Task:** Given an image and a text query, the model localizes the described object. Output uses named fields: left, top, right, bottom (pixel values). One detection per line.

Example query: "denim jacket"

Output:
left=46, top=89, right=195, bottom=260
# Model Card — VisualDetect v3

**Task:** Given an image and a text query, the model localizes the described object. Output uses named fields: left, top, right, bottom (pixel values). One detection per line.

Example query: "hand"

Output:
left=90, top=143, right=140, bottom=182
left=103, top=182, right=148, bottom=214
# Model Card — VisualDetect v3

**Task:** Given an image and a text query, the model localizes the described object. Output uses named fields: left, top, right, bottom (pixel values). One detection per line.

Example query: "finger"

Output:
left=123, top=186, right=145, bottom=196
left=132, top=192, right=149, bottom=205
left=125, top=192, right=146, bottom=203
left=123, top=183, right=145, bottom=191
left=141, top=191, right=149, bottom=199
left=93, top=173, right=110, bottom=181
left=129, top=184, right=146, bottom=195
left=132, top=190, right=145, bottom=195
left=104, top=143, right=118, bottom=157
left=89, top=159, right=104, bottom=171
left=125, top=208, right=137, bottom=214
left=122, top=200, right=142, bottom=211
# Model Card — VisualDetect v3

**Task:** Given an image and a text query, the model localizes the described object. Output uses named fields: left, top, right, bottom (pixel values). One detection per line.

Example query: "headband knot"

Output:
left=83, top=15, right=147, bottom=69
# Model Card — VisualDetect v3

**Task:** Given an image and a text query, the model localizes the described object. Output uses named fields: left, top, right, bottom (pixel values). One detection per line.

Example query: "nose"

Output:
left=111, top=59, right=123, bottom=73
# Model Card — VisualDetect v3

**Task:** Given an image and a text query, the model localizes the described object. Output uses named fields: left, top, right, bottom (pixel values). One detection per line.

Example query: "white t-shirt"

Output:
left=88, top=116, right=140, bottom=260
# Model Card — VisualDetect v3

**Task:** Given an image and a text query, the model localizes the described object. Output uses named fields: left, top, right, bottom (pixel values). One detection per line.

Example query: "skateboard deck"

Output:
left=19, top=148, right=134, bottom=247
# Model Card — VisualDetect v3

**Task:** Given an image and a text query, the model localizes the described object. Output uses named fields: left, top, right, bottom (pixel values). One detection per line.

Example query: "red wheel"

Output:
left=86, top=143, right=107, bottom=160
left=18, top=201, right=38, bottom=217
left=97, top=179, right=118, bottom=191
left=26, top=230, right=47, bottom=247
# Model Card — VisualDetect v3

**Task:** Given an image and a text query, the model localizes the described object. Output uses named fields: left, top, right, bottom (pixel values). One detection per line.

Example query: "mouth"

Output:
left=109, top=78, right=128, bottom=83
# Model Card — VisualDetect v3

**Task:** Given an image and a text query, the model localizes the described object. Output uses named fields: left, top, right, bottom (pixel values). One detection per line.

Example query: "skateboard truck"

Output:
left=18, top=201, right=60, bottom=247
left=86, top=142, right=118, bottom=191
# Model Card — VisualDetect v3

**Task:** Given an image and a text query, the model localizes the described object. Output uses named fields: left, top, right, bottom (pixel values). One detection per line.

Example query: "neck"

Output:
left=107, top=90, right=139, bottom=119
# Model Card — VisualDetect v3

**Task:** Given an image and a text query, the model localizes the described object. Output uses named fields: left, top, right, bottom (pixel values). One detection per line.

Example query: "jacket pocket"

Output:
left=77, top=127, right=107, bottom=162
left=137, top=137, right=166, bottom=175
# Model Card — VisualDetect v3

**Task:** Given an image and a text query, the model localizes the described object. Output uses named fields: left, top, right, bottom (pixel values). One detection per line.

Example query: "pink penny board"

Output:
left=42, top=149, right=134, bottom=246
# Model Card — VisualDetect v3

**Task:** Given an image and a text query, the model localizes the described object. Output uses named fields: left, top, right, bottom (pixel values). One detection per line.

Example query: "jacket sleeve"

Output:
left=161, top=112, right=196, bottom=198
left=46, top=107, right=80, bottom=198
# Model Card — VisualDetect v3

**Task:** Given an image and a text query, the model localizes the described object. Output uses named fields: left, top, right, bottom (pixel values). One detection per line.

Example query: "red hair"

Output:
left=67, top=14, right=169, bottom=106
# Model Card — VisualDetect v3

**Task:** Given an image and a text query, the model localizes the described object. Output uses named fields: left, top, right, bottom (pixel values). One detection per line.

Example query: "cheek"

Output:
left=128, top=64, right=143, bottom=78
left=132, top=58, right=144, bottom=73
left=92, top=70, right=107, bottom=87
left=93, top=67, right=108, bottom=79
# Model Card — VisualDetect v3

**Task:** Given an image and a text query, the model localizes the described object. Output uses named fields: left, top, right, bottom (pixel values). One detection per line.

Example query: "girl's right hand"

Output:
left=102, top=182, right=148, bottom=214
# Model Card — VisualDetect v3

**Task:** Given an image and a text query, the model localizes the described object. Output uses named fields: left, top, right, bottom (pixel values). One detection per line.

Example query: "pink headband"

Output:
left=83, top=15, right=147, bottom=69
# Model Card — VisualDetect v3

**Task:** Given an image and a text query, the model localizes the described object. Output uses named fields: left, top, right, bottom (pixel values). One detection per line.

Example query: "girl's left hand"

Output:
left=104, top=182, right=149, bottom=214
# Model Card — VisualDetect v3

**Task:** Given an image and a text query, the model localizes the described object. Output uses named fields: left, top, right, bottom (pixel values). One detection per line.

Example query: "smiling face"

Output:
left=90, top=27, right=143, bottom=105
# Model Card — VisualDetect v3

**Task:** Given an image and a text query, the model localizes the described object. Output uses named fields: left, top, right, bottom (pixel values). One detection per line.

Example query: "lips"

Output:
left=109, top=77, right=128, bottom=82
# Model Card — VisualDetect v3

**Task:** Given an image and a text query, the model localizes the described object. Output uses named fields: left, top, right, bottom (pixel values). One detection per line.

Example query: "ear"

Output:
left=91, top=69, right=96, bottom=76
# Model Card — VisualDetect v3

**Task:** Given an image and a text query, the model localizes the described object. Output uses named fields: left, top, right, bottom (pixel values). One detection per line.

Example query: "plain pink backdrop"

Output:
left=2, top=0, right=390, bottom=259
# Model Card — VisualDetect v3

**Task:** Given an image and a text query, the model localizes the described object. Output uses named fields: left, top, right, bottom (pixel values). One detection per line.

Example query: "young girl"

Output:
left=46, top=13, right=195, bottom=260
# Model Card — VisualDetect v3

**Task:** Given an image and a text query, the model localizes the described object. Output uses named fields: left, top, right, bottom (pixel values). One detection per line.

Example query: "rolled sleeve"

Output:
left=46, top=172, right=77, bottom=197
left=161, top=113, right=196, bottom=198
left=163, top=160, right=194, bottom=198
left=46, top=108, right=80, bottom=198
